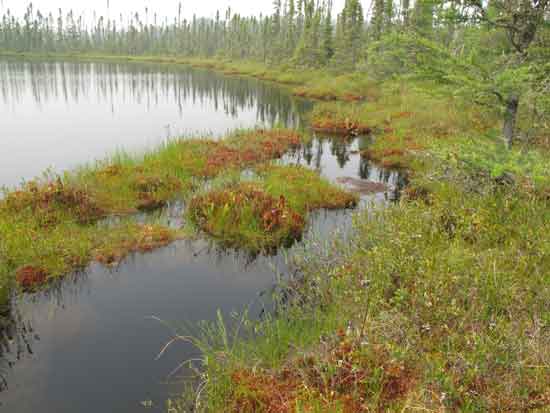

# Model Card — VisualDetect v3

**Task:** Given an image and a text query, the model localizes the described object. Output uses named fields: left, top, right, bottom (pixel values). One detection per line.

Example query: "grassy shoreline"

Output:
left=178, top=146, right=550, bottom=413
left=0, top=50, right=379, bottom=102
left=160, top=78, right=550, bottom=411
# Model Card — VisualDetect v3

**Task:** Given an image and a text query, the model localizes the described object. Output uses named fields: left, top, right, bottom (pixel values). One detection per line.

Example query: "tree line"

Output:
left=0, top=1, right=518, bottom=69
left=1, top=1, right=548, bottom=145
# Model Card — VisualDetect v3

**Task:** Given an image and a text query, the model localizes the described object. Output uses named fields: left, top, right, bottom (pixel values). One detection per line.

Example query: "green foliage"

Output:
left=189, top=148, right=550, bottom=413
left=431, top=136, right=550, bottom=190
left=187, top=165, right=357, bottom=253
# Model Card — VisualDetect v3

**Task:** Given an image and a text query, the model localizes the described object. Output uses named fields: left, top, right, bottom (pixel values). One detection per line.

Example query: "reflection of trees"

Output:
left=359, top=156, right=371, bottom=179
left=330, top=137, right=354, bottom=168
left=0, top=272, right=90, bottom=393
left=0, top=60, right=312, bottom=130
left=0, top=301, right=34, bottom=392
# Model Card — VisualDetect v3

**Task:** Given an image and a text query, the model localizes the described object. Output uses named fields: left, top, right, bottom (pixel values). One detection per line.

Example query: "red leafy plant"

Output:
left=188, top=183, right=305, bottom=252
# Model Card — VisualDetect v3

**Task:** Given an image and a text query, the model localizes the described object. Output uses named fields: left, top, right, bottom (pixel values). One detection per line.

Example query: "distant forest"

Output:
left=1, top=1, right=549, bottom=144
left=0, top=1, right=546, bottom=69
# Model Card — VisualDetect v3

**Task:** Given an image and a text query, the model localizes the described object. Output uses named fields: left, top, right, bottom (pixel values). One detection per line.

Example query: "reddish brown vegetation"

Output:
left=227, top=331, right=417, bottom=413
left=95, top=225, right=174, bottom=266
left=131, top=174, right=181, bottom=211
left=230, top=369, right=301, bottom=413
left=361, top=134, right=425, bottom=169
left=189, top=184, right=305, bottom=247
left=16, top=266, right=49, bottom=290
left=391, top=111, right=414, bottom=119
left=342, top=93, right=364, bottom=102
left=2, top=179, right=104, bottom=226
left=200, top=130, right=302, bottom=177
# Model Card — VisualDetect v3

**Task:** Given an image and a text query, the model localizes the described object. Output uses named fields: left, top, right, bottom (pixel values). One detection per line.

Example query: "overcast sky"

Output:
left=0, top=0, right=367, bottom=21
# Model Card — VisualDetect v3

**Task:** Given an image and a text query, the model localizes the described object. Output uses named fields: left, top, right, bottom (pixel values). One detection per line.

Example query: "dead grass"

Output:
left=225, top=330, right=417, bottom=413
left=15, top=266, right=49, bottom=291
left=94, top=224, right=176, bottom=266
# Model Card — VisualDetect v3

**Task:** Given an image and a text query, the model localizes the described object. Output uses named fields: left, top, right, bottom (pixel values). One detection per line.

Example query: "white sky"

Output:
left=0, top=0, right=367, bottom=21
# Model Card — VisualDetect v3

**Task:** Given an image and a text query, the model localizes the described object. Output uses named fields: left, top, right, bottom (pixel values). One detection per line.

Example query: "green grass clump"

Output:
left=430, top=136, right=550, bottom=196
left=187, top=165, right=358, bottom=253
left=188, top=182, right=305, bottom=252
left=0, top=128, right=308, bottom=301
left=310, top=103, right=373, bottom=135
left=259, top=164, right=359, bottom=213
left=294, top=72, right=381, bottom=102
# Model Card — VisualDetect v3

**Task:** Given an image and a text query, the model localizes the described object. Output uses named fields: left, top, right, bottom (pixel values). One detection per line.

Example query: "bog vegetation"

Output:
left=0, top=129, right=356, bottom=300
left=0, top=0, right=549, bottom=412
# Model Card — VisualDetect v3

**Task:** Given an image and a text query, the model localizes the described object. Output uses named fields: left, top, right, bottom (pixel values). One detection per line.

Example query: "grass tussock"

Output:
left=259, top=165, right=359, bottom=213
left=310, top=103, right=372, bottom=135
left=0, top=128, right=309, bottom=299
left=188, top=165, right=358, bottom=253
left=188, top=183, right=305, bottom=252
left=201, top=129, right=303, bottom=177
left=2, top=178, right=105, bottom=227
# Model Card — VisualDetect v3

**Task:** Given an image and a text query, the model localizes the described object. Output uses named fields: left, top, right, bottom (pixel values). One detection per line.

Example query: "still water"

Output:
left=0, top=59, right=404, bottom=412
left=0, top=59, right=308, bottom=188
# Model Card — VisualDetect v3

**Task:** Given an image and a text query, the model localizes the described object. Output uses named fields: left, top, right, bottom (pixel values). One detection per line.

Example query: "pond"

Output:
left=0, top=59, right=404, bottom=412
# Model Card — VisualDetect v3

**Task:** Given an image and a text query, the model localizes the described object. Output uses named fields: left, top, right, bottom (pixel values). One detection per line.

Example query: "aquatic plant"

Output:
left=188, top=183, right=305, bottom=252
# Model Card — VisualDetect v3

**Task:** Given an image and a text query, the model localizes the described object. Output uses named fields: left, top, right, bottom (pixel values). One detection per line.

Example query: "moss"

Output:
left=187, top=165, right=357, bottom=253
left=0, top=128, right=310, bottom=301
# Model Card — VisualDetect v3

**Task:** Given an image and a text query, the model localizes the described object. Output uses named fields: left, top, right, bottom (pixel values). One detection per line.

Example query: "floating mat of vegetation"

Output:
left=188, top=165, right=358, bottom=253
left=188, top=183, right=306, bottom=253
left=0, top=129, right=357, bottom=303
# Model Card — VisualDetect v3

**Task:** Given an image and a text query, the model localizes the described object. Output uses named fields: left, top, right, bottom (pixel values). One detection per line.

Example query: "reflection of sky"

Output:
left=0, top=60, right=304, bottom=188
left=3, top=239, right=281, bottom=413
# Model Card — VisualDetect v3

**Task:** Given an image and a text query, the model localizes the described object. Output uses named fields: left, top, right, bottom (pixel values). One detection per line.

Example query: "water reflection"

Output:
left=1, top=60, right=307, bottom=125
left=0, top=59, right=311, bottom=188
left=285, top=135, right=407, bottom=202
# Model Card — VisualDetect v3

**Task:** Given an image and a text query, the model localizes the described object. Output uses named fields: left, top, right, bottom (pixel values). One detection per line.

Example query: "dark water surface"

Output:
left=0, top=59, right=404, bottom=412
